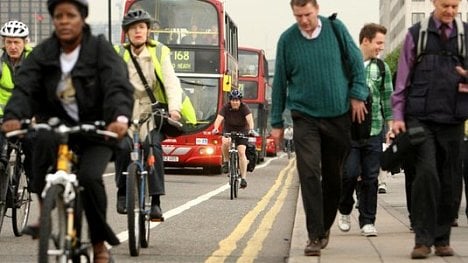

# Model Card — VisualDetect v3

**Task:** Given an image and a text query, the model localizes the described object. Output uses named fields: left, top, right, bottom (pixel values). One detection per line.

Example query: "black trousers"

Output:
left=114, top=129, right=165, bottom=197
left=454, top=139, right=468, bottom=219
left=292, top=111, right=351, bottom=241
left=405, top=118, right=463, bottom=247
left=32, top=130, right=120, bottom=246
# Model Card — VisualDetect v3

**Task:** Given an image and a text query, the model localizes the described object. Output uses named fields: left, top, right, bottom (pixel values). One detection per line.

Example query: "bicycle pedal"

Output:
left=150, top=217, right=164, bottom=222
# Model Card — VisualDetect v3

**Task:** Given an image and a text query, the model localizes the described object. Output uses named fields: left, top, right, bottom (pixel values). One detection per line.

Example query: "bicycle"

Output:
left=223, top=132, right=249, bottom=200
left=125, top=106, right=182, bottom=256
left=6, top=118, right=117, bottom=263
left=285, top=139, right=293, bottom=160
left=0, top=136, right=32, bottom=236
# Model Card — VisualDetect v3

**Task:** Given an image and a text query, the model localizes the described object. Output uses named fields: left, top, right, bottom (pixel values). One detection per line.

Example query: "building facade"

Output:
left=380, top=0, right=468, bottom=56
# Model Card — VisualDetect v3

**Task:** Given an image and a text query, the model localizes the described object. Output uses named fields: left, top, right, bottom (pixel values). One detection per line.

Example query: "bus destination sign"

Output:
left=172, top=50, right=195, bottom=73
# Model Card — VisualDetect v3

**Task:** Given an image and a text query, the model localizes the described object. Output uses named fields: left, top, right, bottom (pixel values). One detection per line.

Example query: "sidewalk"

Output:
left=288, top=173, right=468, bottom=262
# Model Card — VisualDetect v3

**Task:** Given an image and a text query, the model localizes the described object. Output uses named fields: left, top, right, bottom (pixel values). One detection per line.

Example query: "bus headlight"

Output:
left=199, top=147, right=215, bottom=155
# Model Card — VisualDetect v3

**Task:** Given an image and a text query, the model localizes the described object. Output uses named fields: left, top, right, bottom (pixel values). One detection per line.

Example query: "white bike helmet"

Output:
left=0, top=20, right=29, bottom=38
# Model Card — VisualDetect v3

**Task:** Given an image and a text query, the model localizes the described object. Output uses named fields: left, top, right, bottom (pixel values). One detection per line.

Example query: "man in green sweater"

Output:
left=270, top=0, right=368, bottom=257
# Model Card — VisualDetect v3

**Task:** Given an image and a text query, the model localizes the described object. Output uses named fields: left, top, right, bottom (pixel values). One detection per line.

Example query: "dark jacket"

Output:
left=3, top=25, right=133, bottom=125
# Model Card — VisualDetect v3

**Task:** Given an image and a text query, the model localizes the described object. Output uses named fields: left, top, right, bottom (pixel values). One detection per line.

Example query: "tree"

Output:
left=384, top=45, right=401, bottom=75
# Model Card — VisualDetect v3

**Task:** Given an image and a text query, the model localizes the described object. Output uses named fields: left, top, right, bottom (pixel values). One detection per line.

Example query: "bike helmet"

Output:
left=228, top=89, right=243, bottom=100
left=0, top=21, right=29, bottom=38
left=47, top=0, right=89, bottom=18
left=122, top=9, right=153, bottom=31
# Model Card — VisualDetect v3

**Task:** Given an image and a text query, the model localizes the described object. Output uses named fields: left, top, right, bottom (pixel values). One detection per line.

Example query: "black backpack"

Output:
left=246, top=143, right=257, bottom=172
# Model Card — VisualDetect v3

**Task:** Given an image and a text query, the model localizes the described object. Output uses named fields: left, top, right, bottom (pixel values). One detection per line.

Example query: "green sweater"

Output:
left=270, top=16, right=367, bottom=128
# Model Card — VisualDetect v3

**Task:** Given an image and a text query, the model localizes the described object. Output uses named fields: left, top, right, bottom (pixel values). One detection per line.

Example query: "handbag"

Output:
left=128, top=48, right=184, bottom=137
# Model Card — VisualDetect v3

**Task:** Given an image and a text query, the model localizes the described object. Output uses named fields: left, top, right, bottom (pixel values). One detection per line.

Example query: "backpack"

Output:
left=416, top=16, right=465, bottom=59
left=329, top=13, right=386, bottom=140
left=246, top=143, right=257, bottom=172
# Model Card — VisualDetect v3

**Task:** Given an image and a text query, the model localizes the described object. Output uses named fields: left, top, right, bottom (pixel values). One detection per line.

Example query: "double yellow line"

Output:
left=205, top=158, right=297, bottom=263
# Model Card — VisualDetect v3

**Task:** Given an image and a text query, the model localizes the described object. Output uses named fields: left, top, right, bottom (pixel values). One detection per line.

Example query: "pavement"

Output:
left=287, top=171, right=468, bottom=263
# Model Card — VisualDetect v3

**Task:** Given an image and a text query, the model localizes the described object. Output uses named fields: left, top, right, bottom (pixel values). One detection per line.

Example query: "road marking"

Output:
left=205, top=158, right=296, bottom=263
left=105, top=155, right=285, bottom=246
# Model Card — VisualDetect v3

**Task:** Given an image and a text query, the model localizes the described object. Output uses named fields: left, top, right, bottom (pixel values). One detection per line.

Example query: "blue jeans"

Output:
left=339, top=134, right=382, bottom=228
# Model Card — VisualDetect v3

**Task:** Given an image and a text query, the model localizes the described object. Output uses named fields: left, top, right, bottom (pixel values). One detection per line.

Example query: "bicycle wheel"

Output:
left=229, top=155, right=238, bottom=200
left=0, top=162, right=9, bottom=234
left=287, top=141, right=291, bottom=159
left=39, top=185, right=68, bottom=263
left=140, top=167, right=151, bottom=248
left=11, top=151, right=31, bottom=236
left=71, top=188, right=87, bottom=263
left=127, top=163, right=141, bottom=256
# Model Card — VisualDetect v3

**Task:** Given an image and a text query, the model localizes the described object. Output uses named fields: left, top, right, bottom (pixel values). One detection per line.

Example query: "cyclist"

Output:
left=0, top=20, right=33, bottom=178
left=212, top=89, right=256, bottom=189
left=283, top=125, right=294, bottom=152
left=1, top=0, right=134, bottom=262
left=113, top=9, right=195, bottom=220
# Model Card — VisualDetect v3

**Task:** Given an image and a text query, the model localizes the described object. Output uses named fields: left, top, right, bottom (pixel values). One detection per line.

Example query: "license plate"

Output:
left=163, top=156, right=179, bottom=162
left=196, top=138, right=208, bottom=145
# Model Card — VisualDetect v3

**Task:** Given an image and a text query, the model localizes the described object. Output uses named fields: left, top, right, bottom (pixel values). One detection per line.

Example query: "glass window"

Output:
left=239, top=51, right=259, bottom=77
left=239, top=80, right=258, bottom=100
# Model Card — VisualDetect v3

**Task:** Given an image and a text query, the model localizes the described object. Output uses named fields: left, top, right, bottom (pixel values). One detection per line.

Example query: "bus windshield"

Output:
left=239, top=51, right=259, bottom=77
left=128, top=0, right=219, bottom=46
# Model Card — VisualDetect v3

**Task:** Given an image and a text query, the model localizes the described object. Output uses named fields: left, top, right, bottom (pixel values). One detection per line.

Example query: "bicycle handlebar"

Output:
left=131, top=105, right=183, bottom=129
left=5, top=118, right=118, bottom=139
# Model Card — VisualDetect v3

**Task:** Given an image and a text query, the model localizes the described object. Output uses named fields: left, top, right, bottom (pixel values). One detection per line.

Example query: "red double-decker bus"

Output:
left=122, top=0, right=238, bottom=174
left=238, top=47, right=270, bottom=162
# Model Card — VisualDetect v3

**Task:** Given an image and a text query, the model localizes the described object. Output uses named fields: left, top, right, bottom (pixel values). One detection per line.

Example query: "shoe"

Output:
left=304, top=239, right=321, bottom=256
left=150, top=204, right=164, bottom=222
left=222, top=162, right=229, bottom=173
left=320, top=230, right=330, bottom=249
left=116, top=196, right=127, bottom=214
left=240, top=178, right=247, bottom=189
left=93, top=242, right=114, bottom=263
left=22, top=224, right=40, bottom=239
left=360, top=224, right=378, bottom=237
left=451, top=218, right=458, bottom=227
left=378, top=183, right=387, bottom=194
left=338, top=214, right=351, bottom=232
left=411, top=244, right=431, bottom=259
left=435, top=245, right=454, bottom=257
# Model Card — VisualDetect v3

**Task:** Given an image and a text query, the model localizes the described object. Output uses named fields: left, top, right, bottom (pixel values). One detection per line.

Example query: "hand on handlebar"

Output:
left=212, top=128, right=219, bottom=135
left=106, top=121, right=128, bottom=139
left=249, top=129, right=259, bottom=137
left=1, top=119, right=21, bottom=133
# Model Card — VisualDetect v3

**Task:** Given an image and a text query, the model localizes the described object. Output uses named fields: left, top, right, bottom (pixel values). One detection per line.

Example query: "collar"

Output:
left=299, top=18, right=322, bottom=40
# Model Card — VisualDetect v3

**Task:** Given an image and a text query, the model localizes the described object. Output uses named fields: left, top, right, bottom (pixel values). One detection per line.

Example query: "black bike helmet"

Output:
left=122, top=9, right=153, bottom=31
left=228, top=89, right=243, bottom=100
left=47, top=0, right=89, bottom=18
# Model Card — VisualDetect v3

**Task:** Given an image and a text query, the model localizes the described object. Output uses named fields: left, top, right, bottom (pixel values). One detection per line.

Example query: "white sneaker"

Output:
left=378, top=183, right=387, bottom=194
left=361, top=224, right=378, bottom=237
left=338, top=214, right=351, bottom=232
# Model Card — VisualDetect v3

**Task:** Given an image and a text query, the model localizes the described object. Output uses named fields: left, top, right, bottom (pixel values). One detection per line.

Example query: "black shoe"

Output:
left=320, top=230, right=330, bottom=249
left=240, top=178, right=247, bottom=189
left=150, top=204, right=164, bottom=222
left=116, top=196, right=127, bottom=214
left=222, top=162, right=229, bottom=174
left=22, top=224, right=40, bottom=239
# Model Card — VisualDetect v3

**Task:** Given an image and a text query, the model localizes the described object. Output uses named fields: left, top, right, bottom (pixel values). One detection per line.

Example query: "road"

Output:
left=0, top=152, right=299, bottom=262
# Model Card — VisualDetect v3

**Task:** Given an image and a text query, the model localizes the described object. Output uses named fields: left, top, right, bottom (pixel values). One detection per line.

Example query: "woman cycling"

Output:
left=1, top=0, right=133, bottom=262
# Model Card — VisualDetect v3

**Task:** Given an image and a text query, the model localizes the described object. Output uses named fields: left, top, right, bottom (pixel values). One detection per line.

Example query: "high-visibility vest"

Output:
left=0, top=45, right=33, bottom=116
left=114, top=40, right=197, bottom=124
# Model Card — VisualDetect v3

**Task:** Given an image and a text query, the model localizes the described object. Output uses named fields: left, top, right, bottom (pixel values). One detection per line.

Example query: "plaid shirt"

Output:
left=365, top=59, right=393, bottom=136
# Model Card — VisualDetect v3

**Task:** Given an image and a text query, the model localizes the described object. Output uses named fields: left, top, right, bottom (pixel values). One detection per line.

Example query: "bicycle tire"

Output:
left=287, top=141, right=291, bottom=159
left=140, top=166, right=151, bottom=248
left=11, top=150, right=31, bottom=236
left=127, top=163, right=141, bottom=256
left=229, top=154, right=237, bottom=200
left=38, top=185, right=68, bottom=263
left=71, top=187, right=86, bottom=263
left=0, top=162, right=9, bottom=234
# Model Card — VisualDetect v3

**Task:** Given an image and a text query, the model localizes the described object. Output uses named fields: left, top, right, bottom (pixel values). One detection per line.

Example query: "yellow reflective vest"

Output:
left=114, top=40, right=197, bottom=124
left=0, top=45, right=33, bottom=116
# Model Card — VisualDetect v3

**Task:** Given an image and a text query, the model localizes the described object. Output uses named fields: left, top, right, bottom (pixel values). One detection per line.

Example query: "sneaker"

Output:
left=360, top=224, right=378, bottom=237
left=222, top=162, right=229, bottom=173
left=378, top=183, right=387, bottom=194
left=338, top=214, right=351, bottom=232
left=240, top=178, right=247, bottom=189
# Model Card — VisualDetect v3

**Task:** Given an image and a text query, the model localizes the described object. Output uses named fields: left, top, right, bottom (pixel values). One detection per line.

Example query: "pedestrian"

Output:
left=337, top=23, right=394, bottom=237
left=1, top=0, right=134, bottom=261
left=270, top=0, right=368, bottom=256
left=391, top=0, right=467, bottom=259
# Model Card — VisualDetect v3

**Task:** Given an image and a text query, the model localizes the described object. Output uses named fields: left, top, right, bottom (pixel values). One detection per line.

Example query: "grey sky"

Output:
left=88, top=0, right=379, bottom=59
